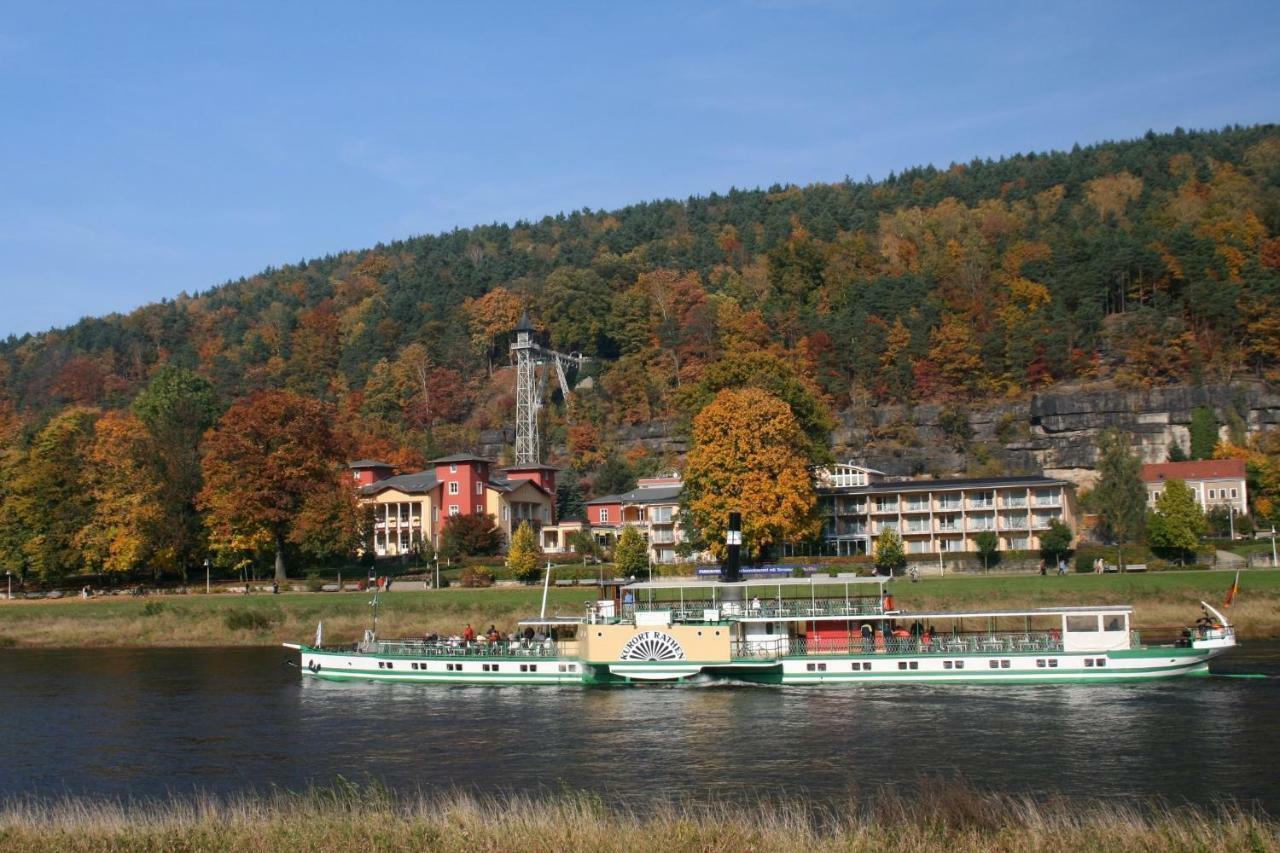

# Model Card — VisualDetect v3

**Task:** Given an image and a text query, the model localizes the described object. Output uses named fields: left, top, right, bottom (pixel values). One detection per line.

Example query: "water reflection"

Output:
left=0, top=646, right=1276, bottom=810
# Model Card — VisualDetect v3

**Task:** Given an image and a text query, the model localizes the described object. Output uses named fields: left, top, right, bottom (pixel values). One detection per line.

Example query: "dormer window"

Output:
left=450, top=464, right=457, bottom=473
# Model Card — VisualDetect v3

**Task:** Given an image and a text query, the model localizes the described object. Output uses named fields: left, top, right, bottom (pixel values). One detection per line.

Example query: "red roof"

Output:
left=1140, top=459, right=1246, bottom=483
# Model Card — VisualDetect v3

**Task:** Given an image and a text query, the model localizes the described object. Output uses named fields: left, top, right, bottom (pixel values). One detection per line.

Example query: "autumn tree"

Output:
left=683, top=387, right=820, bottom=560
left=440, top=513, right=504, bottom=558
left=612, top=525, right=649, bottom=578
left=873, top=528, right=907, bottom=576
left=6, top=408, right=98, bottom=580
left=1147, top=479, right=1206, bottom=564
left=507, top=520, right=542, bottom=583
left=462, top=287, right=525, bottom=372
left=132, top=365, right=220, bottom=576
left=679, top=350, right=835, bottom=463
left=199, top=391, right=350, bottom=582
left=77, top=411, right=166, bottom=576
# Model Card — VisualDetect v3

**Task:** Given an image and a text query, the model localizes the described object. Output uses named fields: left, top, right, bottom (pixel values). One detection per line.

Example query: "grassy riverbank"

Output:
left=1, top=570, right=1277, bottom=648
left=0, top=783, right=1274, bottom=853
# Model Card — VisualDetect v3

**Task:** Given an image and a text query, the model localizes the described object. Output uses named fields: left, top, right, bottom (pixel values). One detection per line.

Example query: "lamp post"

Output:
left=5, top=571, right=11, bottom=600
left=204, top=558, right=211, bottom=595
left=433, top=554, right=440, bottom=590
left=1271, top=525, right=1278, bottom=570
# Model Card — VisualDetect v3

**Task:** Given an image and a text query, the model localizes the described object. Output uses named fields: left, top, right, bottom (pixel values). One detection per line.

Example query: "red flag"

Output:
left=1224, top=571, right=1240, bottom=608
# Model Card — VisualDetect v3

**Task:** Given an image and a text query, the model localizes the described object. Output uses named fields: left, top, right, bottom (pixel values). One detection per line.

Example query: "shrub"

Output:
left=141, top=601, right=167, bottom=617
left=458, top=566, right=494, bottom=588
left=224, top=608, right=281, bottom=631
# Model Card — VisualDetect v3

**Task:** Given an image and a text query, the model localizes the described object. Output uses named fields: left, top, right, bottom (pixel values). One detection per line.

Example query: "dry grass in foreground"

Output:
left=0, top=782, right=1274, bottom=853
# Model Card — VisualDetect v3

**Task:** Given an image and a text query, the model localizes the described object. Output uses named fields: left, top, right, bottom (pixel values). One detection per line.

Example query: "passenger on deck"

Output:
left=860, top=623, right=873, bottom=651
left=462, top=624, right=476, bottom=644
left=523, top=626, right=535, bottom=643
left=623, top=590, right=634, bottom=608
left=751, top=596, right=761, bottom=613
left=486, top=626, right=500, bottom=643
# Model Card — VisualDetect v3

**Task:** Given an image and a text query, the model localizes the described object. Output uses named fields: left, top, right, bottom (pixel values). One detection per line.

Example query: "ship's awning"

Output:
left=866, top=605, right=1133, bottom=621
left=625, top=576, right=885, bottom=591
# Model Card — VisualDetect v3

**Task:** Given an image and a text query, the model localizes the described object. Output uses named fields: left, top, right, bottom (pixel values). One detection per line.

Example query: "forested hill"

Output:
left=2, top=124, right=1279, bottom=473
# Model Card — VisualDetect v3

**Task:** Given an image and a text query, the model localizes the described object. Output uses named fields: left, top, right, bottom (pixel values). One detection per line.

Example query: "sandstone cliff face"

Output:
left=832, top=383, right=1280, bottom=489
left=517, top=383, right=1280, bottom=490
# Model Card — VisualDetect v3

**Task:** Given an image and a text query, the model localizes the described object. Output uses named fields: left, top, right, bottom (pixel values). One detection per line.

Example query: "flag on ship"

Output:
left=1224, top=571, right=1240, bottom=608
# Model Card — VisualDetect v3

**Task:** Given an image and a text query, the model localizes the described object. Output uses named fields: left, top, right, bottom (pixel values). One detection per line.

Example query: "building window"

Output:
left=1208, top=489, right=1216, bottom=500
left=448, top=482, right=459, bottom=495
left=449, top=505, right=459, bottom=516
left=450, top=464, right=457, bottom=473
left=600, top=509, right=610, bottom=523
left=1231, top=488, right=1238, bottom=498
left=476, top=481, right=484, bottom=495
left=475, top=504, right=484, bottom=514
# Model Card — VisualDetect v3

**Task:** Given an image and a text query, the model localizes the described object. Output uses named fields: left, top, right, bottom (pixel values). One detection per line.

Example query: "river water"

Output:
left=2, top=643, right=1278, bottom=811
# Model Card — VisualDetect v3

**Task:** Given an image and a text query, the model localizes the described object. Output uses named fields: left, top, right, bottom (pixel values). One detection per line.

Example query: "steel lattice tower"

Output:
left=511, top=313, right=539, bottom=465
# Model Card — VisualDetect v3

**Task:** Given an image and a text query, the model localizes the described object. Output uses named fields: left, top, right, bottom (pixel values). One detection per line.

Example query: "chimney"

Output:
left=721, top=511, right=742, bottom=583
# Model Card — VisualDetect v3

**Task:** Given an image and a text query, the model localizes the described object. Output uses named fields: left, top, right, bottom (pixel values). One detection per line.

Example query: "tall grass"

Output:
left=0, top=782, right=1273, bottom=852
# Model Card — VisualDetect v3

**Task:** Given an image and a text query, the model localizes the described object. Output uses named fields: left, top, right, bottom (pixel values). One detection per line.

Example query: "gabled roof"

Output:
left=587, top=484, right=683, bottom=505
left=429, top=453, right=490, bottom=465
left=500, top=463, right=562, bottom=472
left=348, top=459, right=393, bottom=469
left=360, top=471, right=438, bottom=495
left=488, top=476, right=552, bottom=497
left=1141, top=459, right=1247, bottom=483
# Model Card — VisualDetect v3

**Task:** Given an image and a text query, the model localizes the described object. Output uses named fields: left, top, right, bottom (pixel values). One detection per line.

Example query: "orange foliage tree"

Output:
left=77, top=411, right=166, bottom=575
left=199, top=390, right=354, bottom=581
left=683, top=387, right=820, bottom=560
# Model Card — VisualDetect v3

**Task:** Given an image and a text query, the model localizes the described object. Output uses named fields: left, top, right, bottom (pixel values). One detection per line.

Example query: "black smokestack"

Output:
left=722, top=511, right=742, bottom=582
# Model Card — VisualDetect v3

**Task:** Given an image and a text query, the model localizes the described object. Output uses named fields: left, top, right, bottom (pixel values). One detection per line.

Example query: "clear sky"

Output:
left=1, top=1, right=1277, bottom=338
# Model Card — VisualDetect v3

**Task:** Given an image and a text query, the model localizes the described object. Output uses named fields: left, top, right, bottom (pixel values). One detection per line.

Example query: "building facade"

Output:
left=353, top=455, right=555, bottom=557
left=813, top=464, right=1077, bottom=556
left=541, top=476, right=687, bottom=564
left=1141, top=459, right=1248, bottom=516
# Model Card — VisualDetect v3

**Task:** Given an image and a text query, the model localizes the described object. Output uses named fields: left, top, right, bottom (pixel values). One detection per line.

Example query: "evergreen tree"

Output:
left=1147, top=479, right=1207, bottom=564
left=1189, top=407, right=1219, bottom=460
left=592, top=454, right=636, bottom=497
left=555, top=470, right=586, bottom=521
left=1092, top=429, right=1147, bottom=550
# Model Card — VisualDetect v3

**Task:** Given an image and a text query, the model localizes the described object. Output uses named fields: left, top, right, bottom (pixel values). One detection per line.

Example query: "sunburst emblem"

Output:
left=620, top=631, right=686, bottom=662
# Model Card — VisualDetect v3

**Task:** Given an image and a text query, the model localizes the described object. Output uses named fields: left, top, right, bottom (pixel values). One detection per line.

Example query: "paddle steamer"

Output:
left=285, top=573, right=1235, bottom=685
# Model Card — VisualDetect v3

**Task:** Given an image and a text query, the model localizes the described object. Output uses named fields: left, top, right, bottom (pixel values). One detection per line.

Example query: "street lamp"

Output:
left=204, top=558, right=211, bottom=595
left=1271, top=525, right=1278, bottom=570
left=5, top=571, right=11, bottom=600
left=433, top=553, right=440, bottom=590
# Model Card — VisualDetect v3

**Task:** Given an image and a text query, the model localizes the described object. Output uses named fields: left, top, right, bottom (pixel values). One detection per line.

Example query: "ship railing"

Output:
left=627, top=598, right=884, bottom=623
left=339, top=639, right=566, bottom=659
left=731, top=631, right=1065, bottom=659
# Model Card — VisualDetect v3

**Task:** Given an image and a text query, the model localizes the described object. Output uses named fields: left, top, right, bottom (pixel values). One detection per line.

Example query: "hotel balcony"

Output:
left=870, top=503, right=900, bottom=514
left=999, top=519, right=1029, bottom=531
left=901, top=502, right=931, bottom=514
left=1002, top=497, right=1028, bottom=508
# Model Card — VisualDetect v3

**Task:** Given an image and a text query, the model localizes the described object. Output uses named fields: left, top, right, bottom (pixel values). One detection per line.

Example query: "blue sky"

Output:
left=1, top=1, right=1277, bottom=338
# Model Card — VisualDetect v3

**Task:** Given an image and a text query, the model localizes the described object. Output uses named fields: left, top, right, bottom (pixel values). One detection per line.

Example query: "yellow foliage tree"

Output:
left=507, top=520, right=542, bottom=584
left=684, top=387, right=820, bottom=560
left=77, top=411, right=167, bottom=574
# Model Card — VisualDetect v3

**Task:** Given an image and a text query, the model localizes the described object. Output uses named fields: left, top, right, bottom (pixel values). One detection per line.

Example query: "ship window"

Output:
left=378, top=662, right=384, bottom=669
left=944, top=661, right=952, bottom=669
left=1104, top=616, right=1124, bottom=631
left=1085, top=658, right=1094, bottom=667
left=569, top=665, right=576, bottom=672
left=1067, top=615, right=1099, bottom=632
left=899, top=662, right=908, bottom=670
left=1048, top=659, right=1058, bottom=668
left=807, top=663, right=816, bottom=672
left=818, top=663, right=827, bottom=672
left=1037, top=659, right=1045, bottom=668
left=529, top=664, right=537, bottom=672
left=715, top=631, right=721, bottom=636
left=864, top=662, right=872, bottom=670
left=1097, top=659, right=1107, bottom=667
left=520, top=664, right=527, bottom=672
left=1001, top=660, right=1011, bottom=668
left=989, top=660, right=999, bottom=669
left=955, top=661, right=964, bottom=669
left=909, top=661, right=918, bottom=670
left=558, top=664, right=566, bottom=672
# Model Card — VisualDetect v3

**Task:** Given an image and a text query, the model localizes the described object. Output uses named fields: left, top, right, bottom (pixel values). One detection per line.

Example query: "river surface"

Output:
left=2, top=643, right=1278, bottom=811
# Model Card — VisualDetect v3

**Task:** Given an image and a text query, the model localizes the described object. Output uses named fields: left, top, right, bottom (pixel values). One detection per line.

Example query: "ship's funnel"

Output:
left=721, top=511, right=742, bottom=583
